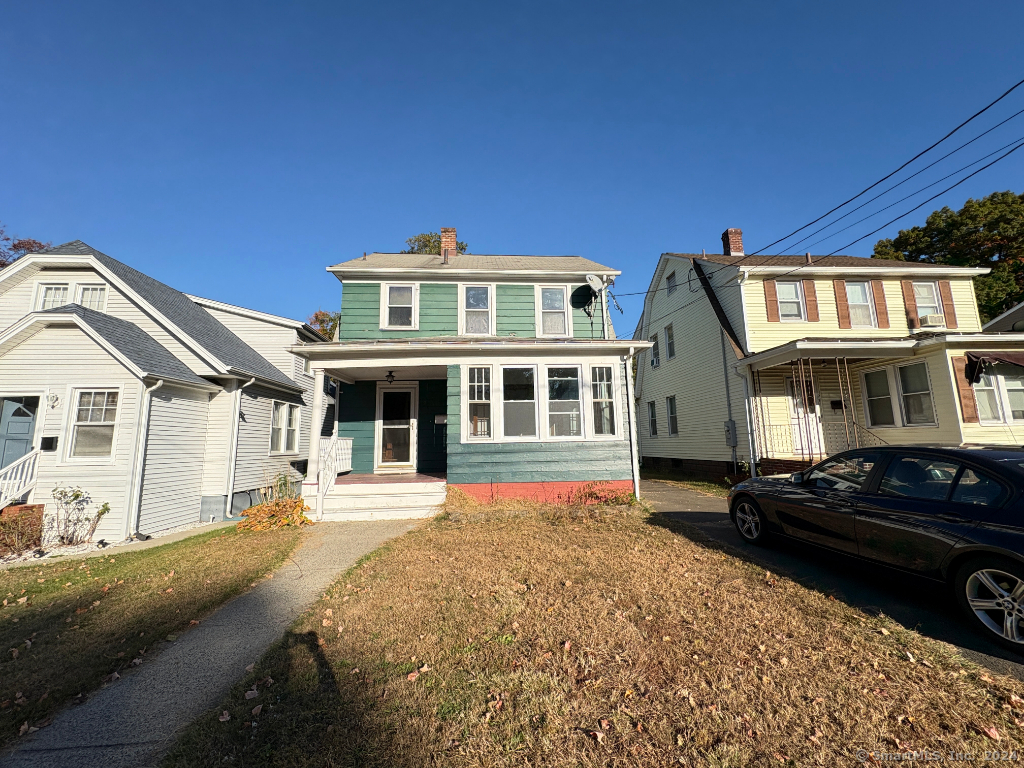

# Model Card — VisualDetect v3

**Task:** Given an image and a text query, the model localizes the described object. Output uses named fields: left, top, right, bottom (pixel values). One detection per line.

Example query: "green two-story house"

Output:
left=294, top=228, right=647, bottom=520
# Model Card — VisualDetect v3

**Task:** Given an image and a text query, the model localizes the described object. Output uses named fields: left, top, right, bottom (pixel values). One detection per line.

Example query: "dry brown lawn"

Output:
left=165, top=497, right=1024, bottom=767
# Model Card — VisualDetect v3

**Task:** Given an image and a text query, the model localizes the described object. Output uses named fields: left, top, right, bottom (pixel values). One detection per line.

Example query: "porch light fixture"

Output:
left=385, top=371, right=395, bottom=384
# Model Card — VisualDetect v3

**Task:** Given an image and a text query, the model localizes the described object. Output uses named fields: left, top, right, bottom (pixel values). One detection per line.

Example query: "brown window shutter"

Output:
left=871, top=280, right=889, bottom=329
left=764, top=279, right=780, bottom=322
left=951, top=355, right=979, bottom=423
left=802, top=279, right=819, bottom=321
left=938, top=280, right=958, bottom=329
left=901, top=280, right=920, bottom=329
left=833, top=280, right=851, bottom=329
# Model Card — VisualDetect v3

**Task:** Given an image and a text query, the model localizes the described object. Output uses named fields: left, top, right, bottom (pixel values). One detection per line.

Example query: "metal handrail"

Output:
left=0, top=450, right=40, bottom=509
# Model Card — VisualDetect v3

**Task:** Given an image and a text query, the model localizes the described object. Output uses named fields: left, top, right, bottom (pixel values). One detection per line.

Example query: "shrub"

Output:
left=48, top=486, right=109, bottom=545
left=0, top=505, right=43, bottom=555
left=236, top=498, right=313, bottom=532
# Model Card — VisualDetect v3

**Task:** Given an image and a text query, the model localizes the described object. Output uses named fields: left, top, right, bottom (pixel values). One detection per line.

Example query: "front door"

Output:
left=375, top=385, right=417, bottom=472
left=785, top=378, right=824, bottom=459
left=0, top=397, right=39, bottom=468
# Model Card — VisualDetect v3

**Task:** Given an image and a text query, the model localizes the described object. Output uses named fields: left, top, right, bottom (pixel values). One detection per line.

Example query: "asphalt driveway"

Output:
left=641, top=478, right=1024, bottom=681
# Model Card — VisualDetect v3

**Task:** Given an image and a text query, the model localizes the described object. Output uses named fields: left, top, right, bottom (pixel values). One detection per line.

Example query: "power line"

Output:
left=748, top=75, right=1024, bottom=256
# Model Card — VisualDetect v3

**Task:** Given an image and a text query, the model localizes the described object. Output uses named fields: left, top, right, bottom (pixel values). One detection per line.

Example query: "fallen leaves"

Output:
left=251, top=704, right=262, bottom=716
left=218, top=711, right=231, bottom=722
left=979, top=725, right=1001, bottom=741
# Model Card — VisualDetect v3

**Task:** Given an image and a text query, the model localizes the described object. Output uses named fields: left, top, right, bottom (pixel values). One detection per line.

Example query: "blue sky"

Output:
left=3, top=1, right=1023, bottom=332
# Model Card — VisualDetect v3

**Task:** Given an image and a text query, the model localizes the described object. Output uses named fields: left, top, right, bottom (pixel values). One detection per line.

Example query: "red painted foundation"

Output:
left=452, top=480, right=634, bottom=505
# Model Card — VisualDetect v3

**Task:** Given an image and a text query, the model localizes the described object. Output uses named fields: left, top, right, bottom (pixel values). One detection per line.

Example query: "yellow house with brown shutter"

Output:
left=633, top=228, right=1024, bottom=479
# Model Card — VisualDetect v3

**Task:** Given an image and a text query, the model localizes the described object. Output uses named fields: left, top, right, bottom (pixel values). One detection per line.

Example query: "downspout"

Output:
left=601, top=278, right=611, bottom=340
left=126, top=379, right=164, bottom=539
left=624, top=347, right=641, bottom=499
left=224, top=377, right=256, bottom=517
left=720, top=328, right=737, bottom=475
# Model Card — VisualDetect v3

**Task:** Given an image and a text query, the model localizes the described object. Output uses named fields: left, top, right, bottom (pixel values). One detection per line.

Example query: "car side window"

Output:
left=807, top=452, right=881, bottom=492
left=879, top=456, right=960, bottom=501
left=950, top=468, right=1006, bottom=507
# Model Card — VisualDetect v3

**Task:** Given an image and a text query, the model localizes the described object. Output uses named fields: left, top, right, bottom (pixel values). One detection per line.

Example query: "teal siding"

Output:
left=571, top=284, right=605, bottom=339
left=445, top=364, right=632, bottom=484
left=337, top=283, right=457, bottom=339
left=496, top=284, right=536, bottom=337
left=417, top=380, right=448, bottom=474
left=336, top=381, right=376, bottom=474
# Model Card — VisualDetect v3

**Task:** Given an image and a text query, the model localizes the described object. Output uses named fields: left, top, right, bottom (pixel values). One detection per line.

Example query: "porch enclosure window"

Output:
left=71, top=391, right=118, bottom=458
left=845, top=282, right=875, bottom=327
left=547, top=367, right=582, bottom=437
left=78, top=286, right=106, bottom=310
left=503, top=367, right=537, bottom=437
left=591, top=366, right=616, bottom=435
left=864, top=369, right=895, bottom=426
left=468, top=366, right=491, bottom=438
left=270, top=402, right=300, bottom=453
left=665, top=324, right=676, bottom=359
left=666, top=271, right=677, bottom=295
left=913, top=282, right=943, bottom=322
left=385, top=285, right=414, bottom=328
left=666, top=396, right=678, bottom=435
left=464, top=286, right=490, bottom=335
left=647, top=401, right=658, bottom=436
left=777, top=281, right=804, bottom=321
left=540, top=287, right=568, bottom=336
left=973, top=364, right=1024, bottom=424
left=649, top=333, right=660, bottom=367
left=862, top=362, right=935, bottom=427
left=40, top=285, right=69, bottom=310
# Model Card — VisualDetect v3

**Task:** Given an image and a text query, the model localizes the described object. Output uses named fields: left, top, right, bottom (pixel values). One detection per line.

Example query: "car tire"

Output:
left=954, top=556, right=1024, bottom=653
left=732, top=496, right=770, bottom=546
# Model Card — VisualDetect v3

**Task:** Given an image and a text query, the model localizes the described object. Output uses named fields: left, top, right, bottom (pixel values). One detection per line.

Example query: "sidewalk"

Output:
left=0, top=520, right=414, bottom=768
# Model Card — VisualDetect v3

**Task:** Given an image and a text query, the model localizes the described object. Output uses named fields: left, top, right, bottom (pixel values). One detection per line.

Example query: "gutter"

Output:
left=126, top=379, right=164, bottom=540
left=224, top=377, right=256, bottom=517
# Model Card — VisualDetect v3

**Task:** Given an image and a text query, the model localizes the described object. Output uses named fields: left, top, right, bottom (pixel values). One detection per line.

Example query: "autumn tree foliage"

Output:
left=0, top=220, right=49, bottom=269
left=307, top=309, right=341, bottom=340
left=872, top=191, right=1024, bottom=322
left=400, top=232, right=468, bottom=255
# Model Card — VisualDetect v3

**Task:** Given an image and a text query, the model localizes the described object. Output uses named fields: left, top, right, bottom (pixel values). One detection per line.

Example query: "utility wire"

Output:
left=748, top=76, right=1024, bottom=256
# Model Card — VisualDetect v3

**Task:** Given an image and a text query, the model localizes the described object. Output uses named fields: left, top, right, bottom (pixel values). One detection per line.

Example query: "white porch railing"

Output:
left=317, top=436, right=353, bottom=519
left=754, top=422, right=888, bottom=462
left=0, top=450, right=40, bottom=509
left=319, top=436, right=334, bottom=466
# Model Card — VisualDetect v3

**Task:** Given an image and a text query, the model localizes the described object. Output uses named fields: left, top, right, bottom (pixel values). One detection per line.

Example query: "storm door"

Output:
left=375, top=384, right=418, bottom=472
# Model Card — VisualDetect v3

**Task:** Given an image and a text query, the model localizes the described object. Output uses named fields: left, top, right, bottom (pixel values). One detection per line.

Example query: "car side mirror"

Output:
left=789, top=472, right=804, bottom=485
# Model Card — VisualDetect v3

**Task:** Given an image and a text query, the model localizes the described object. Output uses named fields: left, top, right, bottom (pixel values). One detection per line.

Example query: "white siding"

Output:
left=201, top=386, right=235, bottom=497
left=0, top=326, right=141, bottom=541
left=232, top=385, right=307, bottom=493
left=199, top=306, right=299, bottom=378
left=137, top=385, right=210, bottom=534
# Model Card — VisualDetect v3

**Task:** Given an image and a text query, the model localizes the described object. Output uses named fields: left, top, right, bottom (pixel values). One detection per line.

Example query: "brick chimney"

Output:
left=722, top=228, right=744, bottom=257
left=440, top=227, right=457, bottom=258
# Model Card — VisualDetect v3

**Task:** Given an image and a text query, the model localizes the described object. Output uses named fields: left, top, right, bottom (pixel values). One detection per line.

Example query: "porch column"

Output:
left=302, top=368, right=325, bottom=509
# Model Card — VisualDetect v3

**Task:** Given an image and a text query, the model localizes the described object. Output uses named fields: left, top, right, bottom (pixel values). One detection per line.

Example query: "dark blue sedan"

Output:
left=729, top=446, right=1024, bottom=651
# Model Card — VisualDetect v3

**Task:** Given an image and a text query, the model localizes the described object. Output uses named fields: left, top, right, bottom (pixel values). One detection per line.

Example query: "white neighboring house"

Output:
left=0, top=240, right=328, bottom=541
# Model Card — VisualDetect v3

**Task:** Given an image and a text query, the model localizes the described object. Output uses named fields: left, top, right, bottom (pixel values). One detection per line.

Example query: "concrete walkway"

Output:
left=0, top=520, right=414, bottom=768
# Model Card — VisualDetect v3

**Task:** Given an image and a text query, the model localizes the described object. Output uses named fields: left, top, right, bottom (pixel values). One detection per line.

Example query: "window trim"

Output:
left=379, top=282, right=419, bottom=331
left=501, top=364, right=540, bottom=440
left=36, top=282, right=71, bottom=311
left=269, top=401, right=301, bottom=456
left=666, top=271, right=677, bottom=295
left=466, top=364, right=493, bottom=441
left=589, top=364, right=619, bottom=439
left=458, top=283, right=497, bottom=336
left=648, top=400, right=658, bottom=437
left=649, top=333, right=660, bottom=368
left=61, top=385, right=123, bottom=465
left=665, top=324, right=676, bottom=360
left=666, top=395, right=678, bottom=435
left=860, top=361, right=938, bottom=429
left=301, top=356, right=312, bottom=375
left=534, top=284, right=572, bottom=338
left=546, top=364, right=584, bottom=439
left=912, top=281, right=945, bottom=326
left=75, top=283, right=108, bottom=312
left=972, top=366, right=1024, bottom=426
left=844, top=281, right=877, bottom=329
left=776, top=280, right=806, bottom=322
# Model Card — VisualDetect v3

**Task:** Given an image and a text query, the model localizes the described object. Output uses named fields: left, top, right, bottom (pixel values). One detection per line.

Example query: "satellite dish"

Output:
left=585, top=274, right=604, bottom=293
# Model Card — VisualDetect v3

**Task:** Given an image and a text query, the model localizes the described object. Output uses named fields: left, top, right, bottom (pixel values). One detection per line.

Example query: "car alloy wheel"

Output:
left=734, top=501, right=761, bottom=541
left=964, top=568, right=1024, bottom=645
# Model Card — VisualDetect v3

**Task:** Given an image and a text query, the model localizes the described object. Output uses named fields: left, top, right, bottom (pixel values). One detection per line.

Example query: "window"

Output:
left=70, top=391, right=118, bottom=458
left=503, top=367, right=537, bottom=437
left=898, top=362, right=935, bottom=425
left=913, top=282, right=943, bottom=321
left=880, top=456, right=960, bottom=501
left=974, top=372, right=1003, bottom=423
left=665, top=324, right=676, bottom=359
left=468, top=367, right=491, bottom=438
left=807, top=452, right=881, bottom=492
left=864, top=369, right=896, bottom=427
left=77, top=285, right=106, bottom=311
left=666, top=396, right=678, bottom=435
left=382, top=284, right=415, bottom=328
left=464, top=286, right=491, bottom=335
left=972, top=364, right=1024, bottom=424
left=271, top=402, right=300, bottom=453
left=777, top=281, right=804, bottom=321
left=666, top=272, right=677, bottom=295
left=301, top=356, right=311, bottom=375
left=538, top=287, right=569, bottom=336
left=39, top=285, right=69, bottom=310
left=951, top=468, right=1006, bottom=507
left=547, top=367, right=582, bottom=437
left=845, top=282, right=875, bottom=327
left=649, top=333, right=660, bottom=367
left=647, top=401, right=658, bottom=436
left=591, top=366, right=616, bottom=436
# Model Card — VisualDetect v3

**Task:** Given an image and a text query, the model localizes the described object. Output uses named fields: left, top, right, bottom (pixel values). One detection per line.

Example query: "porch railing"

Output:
left=317, top=436, right=353, bottom=519
left=754, top=422, right=888, bottom=462
left=0, top=450, right=40, bottom=509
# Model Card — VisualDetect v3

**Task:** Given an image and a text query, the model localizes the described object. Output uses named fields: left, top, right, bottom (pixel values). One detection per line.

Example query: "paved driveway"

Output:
left=641, top=479, right=1024, bottom=682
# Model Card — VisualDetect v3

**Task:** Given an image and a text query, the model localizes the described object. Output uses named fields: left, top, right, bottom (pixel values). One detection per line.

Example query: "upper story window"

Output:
left=665, top=324, right=676, bottom=359
left=537, top=286, right=569, bottom=337
left=77, top=285, right=107, bottom=311
left=39, top=284, right=70, bottom=310
left=381, top=284, right=417, bottom=329
left=649, top=333, right=660, bottom=367
left=845, top=282, right=875, bottom=327
left=270, top=402, right=300, bottom=454
left=913, top=282, right=943, bottom=324
left=666, top=272, right=677, bottom=295
left=463, top=285, right=492, bottom=335
left=777, top=281, right=805, bottom=321
left=70, top=390, right=119, bottom=458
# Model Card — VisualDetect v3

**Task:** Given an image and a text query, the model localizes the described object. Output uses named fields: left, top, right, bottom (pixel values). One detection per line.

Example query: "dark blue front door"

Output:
left=0, top=397, right=38, bottom=468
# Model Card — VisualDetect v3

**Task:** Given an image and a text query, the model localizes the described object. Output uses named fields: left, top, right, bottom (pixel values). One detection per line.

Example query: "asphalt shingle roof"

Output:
left=675, top=253, right=947, bottom=268
left=42, top=304, right=211, bottom=387
left=329, top=252, right=618, bottom=274
left=41, top=241, right=296, bottom=388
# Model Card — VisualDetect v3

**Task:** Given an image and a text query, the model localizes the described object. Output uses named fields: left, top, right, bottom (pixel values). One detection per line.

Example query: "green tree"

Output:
left=871, top=190, right=1024, bottom=322
left=400, top=232, right=468, bottom=255
left=0, top=220, right=49, bottom=269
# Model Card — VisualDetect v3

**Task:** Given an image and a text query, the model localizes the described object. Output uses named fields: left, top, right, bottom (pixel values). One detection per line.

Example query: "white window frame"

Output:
left=535, top=285, right=572, bottom=338
left=588, top=364, right=619, bottom=439
left=60, top=385, right=123, bottom=465
left=859, top=361, right=937, bottom=429
left=458, top=283, right=497, bottom=336
left=379, top=283, right=419, bottom=331
left=75, top=283, right=108, bottom=312
left=466, top=364, right=493, bottom=441
left=971, top=366, right=1024, bottom=425
left=844, top=281, right=876, bottom=328
left=647, top=401, right=658, bottom=437
left=545, top=364, right=585, bottom=439
left=666, top=395, right=678, bottom=435
left=649, top=333, right=660, bottom=368
left=500, top=364, right=540, bottom=441
left=776, top=280, right=806, bottom=322
left=37, top=283, right=70, bottom=311
left=665, top=324, right=676, bottom=359
left=301, top=356, right=312, bottom=375
left=666, top=271, right=677, bottom=295
left=912, top=281, right=944, bottom=325
left=269, top=401, right=301, bottom=455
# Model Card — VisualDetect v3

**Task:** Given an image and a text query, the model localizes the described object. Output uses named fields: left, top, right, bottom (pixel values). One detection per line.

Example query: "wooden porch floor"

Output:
left=334, top=472, right=447, bottom=485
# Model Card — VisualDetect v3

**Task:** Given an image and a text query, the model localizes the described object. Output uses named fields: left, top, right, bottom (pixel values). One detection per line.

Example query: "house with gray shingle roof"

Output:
left=0, top=242, right=328, bottom=541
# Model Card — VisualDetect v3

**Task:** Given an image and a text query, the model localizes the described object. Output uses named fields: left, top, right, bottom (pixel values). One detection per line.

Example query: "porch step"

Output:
left=321, top=481, right=447, bottom=521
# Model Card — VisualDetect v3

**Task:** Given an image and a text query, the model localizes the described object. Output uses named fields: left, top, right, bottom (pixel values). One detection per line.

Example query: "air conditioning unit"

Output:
left=919, top=314, right=945, bottom=328
left=650, top=358, right=660, bottom=368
